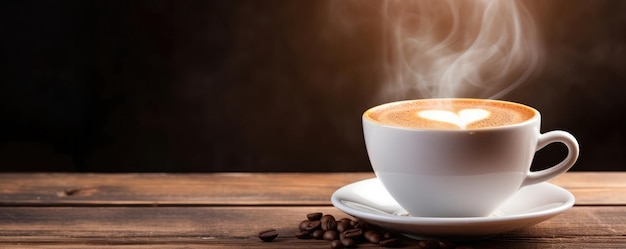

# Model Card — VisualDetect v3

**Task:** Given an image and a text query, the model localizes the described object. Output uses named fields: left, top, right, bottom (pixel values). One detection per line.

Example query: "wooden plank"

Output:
left=0, top=173, right=373, bottom=205
left=549, top=172, right=626, bottom=188
left=0, top=239, right=623, bottom=249
left=0, top=206, right=624, bottom=248
left=0, top=173, right=625, bottom=206
left=0, top=173, right=373, bottom=206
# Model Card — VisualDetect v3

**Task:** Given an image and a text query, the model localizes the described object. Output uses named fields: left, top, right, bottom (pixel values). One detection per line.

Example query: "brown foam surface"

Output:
left=367, top=99, right=535, bottom=130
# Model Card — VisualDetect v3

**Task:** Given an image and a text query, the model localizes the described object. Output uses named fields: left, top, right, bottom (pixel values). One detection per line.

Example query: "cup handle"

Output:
left=521, top=131, right=580, bottom=187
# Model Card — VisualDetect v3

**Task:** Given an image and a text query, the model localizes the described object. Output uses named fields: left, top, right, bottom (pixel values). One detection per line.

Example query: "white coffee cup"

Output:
left=362, top=98, right=579, bottom=217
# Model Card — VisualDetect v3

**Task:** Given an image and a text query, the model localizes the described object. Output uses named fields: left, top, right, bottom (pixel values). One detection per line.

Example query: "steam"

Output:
left=381, top=0, right=542, bottom=100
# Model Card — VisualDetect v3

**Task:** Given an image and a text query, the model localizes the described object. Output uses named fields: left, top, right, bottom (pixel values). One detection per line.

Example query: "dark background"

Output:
left=1, top=0, right=625, bottom=172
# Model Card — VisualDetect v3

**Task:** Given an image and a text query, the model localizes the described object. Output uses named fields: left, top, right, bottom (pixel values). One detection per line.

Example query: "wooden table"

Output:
left=0, top=172, right=624, bottom=248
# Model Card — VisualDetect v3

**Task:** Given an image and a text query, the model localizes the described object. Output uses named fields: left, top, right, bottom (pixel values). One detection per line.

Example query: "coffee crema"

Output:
left=366, top=99, right=536, bottom=130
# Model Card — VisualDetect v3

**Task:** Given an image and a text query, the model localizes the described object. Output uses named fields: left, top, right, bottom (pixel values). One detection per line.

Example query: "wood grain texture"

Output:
left=0, top=172, right=625, bottom=248
left=0, top=206, right=624, bottom=248
left=0, top=173, right=372, bottom=206
left=0, top=172, right=625, bottom=206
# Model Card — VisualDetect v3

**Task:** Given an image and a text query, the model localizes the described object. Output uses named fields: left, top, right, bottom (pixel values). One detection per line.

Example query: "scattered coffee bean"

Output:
left=323, top=230, right=339, bottom=241
left=258, top=229, right=278, bottom=242
left=350, top=219, right=358, bottom=227
left=454, top=246, right=474, bottom=249
left=299, top=220, right=321, bottom=231
left=330, top=239, right=344, bottom=249
left=383, top=231, right=396, bottom=239
left=321, top=214, right=337, bottom=231
left=287, top=212, right=475, bottom=249
left=307, top=212, right=323, bottom=221
left=295, top=230, right=311, bottom=239
left=320, top=214, right=334, bottom=221
left=336, top=220, right=352, bottom=233
left=364, top=230, right=382, bottom=244
left=342, top=228, right=363, bottom=240
left=418, top=240, right=439, bottom=249
left=338, top=217, right=352, bottom=224
left=312, top=229, right=325, bottom=240
left=340, top=237, right=356, bottom=248
left=379, top=237, right=401, bottom=247
left=438, top=241, right=456, bottom=249
left=353, top=221, right=369, bottom=230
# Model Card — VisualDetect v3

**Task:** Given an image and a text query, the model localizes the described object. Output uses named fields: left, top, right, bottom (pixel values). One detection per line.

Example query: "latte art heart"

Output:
left=418, top=109, right=490, bottom=129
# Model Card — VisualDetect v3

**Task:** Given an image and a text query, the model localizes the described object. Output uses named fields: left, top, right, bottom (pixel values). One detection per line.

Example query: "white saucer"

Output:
left=331, top=178, right=575, bottom=240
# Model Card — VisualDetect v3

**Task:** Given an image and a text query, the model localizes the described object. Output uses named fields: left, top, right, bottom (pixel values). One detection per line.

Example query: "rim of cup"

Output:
left=363, top=98, right=540, bottom=132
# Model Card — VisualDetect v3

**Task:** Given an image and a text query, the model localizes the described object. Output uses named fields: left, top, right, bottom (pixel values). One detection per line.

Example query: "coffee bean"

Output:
left=350, top=219, right=358, bottom=227
left=320, top=214, right=335, bottom=221
left=363, top=230, right=381, bottom=244
left=383, top=231, right=396, bottom=239
left=321, top=215, right=337, bottom=231
left=340, top=238, right=356, bottom=248
left=353, top=221, right=369, bottom=230
left=299, top=220, right=321, bottom=231
left=454, top=246, right=474, bottom=249
left=338, top=217, right=352, bottom=224
left=307, top=212, right=323, bottom=221
left=438, top=241, right=457, bottom=249
left=336, top=221, right=353, bottom=233
left=312, top=229, right=325, bottom=240
left=379, top=238, right=401, bottom=247
left=295, top=230, right=311, bottom=239
left=258, top=229, right=278, bottom=242
left=330, top=239, right=344, bottom=249
left=418, top=240, right=439, bottom=249
left=289, top=212, right=483, bottom=249
left=342, top=228, right=363, bottom=239
left=323, top=230, right=339, bottom=241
